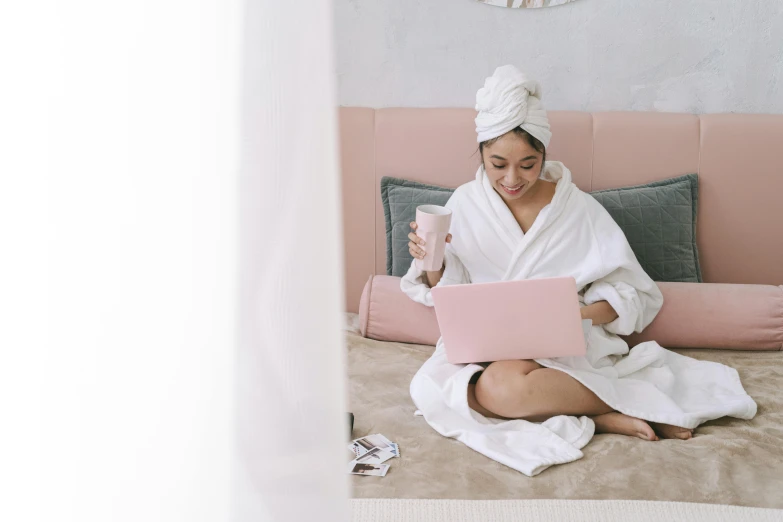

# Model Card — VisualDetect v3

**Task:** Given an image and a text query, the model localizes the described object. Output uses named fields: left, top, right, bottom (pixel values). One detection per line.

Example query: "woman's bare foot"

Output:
left=651, top=422, right=694, bottom=440
left=592, top=412, right=658, bottom=441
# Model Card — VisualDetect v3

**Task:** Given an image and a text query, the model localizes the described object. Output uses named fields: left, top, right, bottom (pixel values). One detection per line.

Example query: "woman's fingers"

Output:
left=409, top=222, right=426, bottom=244
left=407, top=230, right=425, bottom=246
left=408, top=241, right=425, bottom=259
left=446, top=233, right=452, bottom=243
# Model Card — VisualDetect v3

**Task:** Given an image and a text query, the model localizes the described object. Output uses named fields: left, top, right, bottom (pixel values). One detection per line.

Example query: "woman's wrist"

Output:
left=424, top=271, right=441, bottom=287
left=581, top=301, right=618, bottom=326
left=424, top=263, right=446, bottom=287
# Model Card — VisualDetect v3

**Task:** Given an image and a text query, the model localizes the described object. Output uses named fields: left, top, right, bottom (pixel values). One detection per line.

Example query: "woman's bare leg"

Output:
left=468, top=360, right=661, bottom=441
left=473, top=360, right=612, bottom=419
left=467, top=382, right=505, bottom=419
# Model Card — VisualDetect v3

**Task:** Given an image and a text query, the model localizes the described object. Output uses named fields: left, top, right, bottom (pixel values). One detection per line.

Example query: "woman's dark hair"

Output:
left=478, top=127, right=546, bottom=165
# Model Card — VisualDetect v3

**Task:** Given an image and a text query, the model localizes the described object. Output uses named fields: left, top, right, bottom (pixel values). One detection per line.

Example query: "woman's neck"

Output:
left=508, top=179, right=556, bottom=211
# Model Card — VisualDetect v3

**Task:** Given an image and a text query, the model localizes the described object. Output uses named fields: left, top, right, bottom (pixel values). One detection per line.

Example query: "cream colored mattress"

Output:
left=344, top=317, right=783, bottom=508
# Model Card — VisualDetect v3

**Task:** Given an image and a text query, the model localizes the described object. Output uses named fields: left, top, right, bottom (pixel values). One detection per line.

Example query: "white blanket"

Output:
left=401, top=162, right=758, bottom=476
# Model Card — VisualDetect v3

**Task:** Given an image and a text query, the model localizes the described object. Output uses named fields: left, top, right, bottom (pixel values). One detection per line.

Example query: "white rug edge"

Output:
left=350, top=498, right=783, bottom=522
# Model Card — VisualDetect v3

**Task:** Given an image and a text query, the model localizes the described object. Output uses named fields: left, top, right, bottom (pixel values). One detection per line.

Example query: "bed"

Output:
left=345, top=314, right=783, bottom=509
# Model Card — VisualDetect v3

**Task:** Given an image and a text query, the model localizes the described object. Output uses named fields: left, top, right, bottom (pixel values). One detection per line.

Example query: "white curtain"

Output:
left=235, top=0, right=349, bottom=521
left=0, top=1, right=347, bottom=521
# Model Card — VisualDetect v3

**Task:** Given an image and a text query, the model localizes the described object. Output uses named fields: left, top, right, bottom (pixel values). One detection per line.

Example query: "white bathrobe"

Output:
left=401, top=162, right=757, bottom=476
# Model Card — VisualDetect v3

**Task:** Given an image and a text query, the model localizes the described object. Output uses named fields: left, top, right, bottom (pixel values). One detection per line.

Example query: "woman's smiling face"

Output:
left=481, top=130, right=545, bottom=203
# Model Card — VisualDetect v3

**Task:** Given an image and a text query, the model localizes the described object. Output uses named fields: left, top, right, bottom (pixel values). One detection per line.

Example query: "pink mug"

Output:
left=415, top=205, right=452, bottom=272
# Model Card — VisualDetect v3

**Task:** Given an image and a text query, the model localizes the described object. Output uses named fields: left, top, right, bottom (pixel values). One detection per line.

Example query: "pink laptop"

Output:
left=430, top=277, right=590, bottom=364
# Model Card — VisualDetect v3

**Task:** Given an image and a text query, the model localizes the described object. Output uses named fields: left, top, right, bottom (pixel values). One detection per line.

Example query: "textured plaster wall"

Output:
left=335, top=0, right=783, bottom=113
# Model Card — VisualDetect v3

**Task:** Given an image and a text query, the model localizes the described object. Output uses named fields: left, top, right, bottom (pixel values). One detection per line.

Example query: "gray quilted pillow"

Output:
left=380, top=174, right=702, bottom=282
left=380, top=177, right=454, bottom=277
left=590, top=174, right=701, bottom=283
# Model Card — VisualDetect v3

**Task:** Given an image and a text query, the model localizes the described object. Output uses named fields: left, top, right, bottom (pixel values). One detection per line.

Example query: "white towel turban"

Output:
left=474, top=65, right=552, bottom=148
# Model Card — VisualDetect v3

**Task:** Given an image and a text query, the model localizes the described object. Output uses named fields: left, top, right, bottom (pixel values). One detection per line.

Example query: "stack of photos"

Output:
left=347, top=433, right=399, bottom=477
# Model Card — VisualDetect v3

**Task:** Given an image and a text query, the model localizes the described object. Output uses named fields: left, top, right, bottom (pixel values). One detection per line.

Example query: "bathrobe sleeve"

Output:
left=400, top=243, right=470, bottom=307
left=582, top=196, right=664, bottom=336
left=400, top=195, right=471, bottom=307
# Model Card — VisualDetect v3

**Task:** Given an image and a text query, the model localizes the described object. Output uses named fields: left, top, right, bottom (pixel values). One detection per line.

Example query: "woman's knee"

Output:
left=474, top=360, right=536, bottom=415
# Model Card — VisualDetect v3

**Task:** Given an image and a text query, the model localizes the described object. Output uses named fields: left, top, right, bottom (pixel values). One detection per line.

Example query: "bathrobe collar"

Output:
left=476, top=161, right=575, bottom=247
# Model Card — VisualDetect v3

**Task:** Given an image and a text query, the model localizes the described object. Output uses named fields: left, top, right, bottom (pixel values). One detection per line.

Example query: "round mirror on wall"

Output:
left=479, top=0, right=579, bottom=7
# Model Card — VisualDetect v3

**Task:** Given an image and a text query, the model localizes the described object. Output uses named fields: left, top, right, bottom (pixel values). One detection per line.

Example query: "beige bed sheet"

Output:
left=344, top=322, right=783, bottom=508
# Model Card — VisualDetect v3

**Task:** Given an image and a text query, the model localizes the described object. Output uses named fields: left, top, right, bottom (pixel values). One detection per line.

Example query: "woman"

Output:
left=401, top=65, right=756, bottom=476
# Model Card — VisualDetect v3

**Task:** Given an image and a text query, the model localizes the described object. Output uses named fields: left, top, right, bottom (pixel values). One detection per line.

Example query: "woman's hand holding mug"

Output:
left=408, top=220, right=452, bottom=287
left=408, top=221, right=452, bottom=261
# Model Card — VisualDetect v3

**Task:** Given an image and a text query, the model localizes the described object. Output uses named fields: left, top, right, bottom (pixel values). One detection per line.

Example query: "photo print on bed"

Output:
left=348, top=462, right=390, bottom=477
left=348, top=433, right=400, bottom=476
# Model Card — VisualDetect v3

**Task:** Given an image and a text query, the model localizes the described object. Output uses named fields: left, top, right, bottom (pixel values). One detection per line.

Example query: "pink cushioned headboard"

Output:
left=338, top=109, right=783, bottom=312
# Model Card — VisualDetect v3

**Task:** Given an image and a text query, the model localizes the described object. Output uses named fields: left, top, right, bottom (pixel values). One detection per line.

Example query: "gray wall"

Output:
left=335, top=0, right=783, bottom=112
